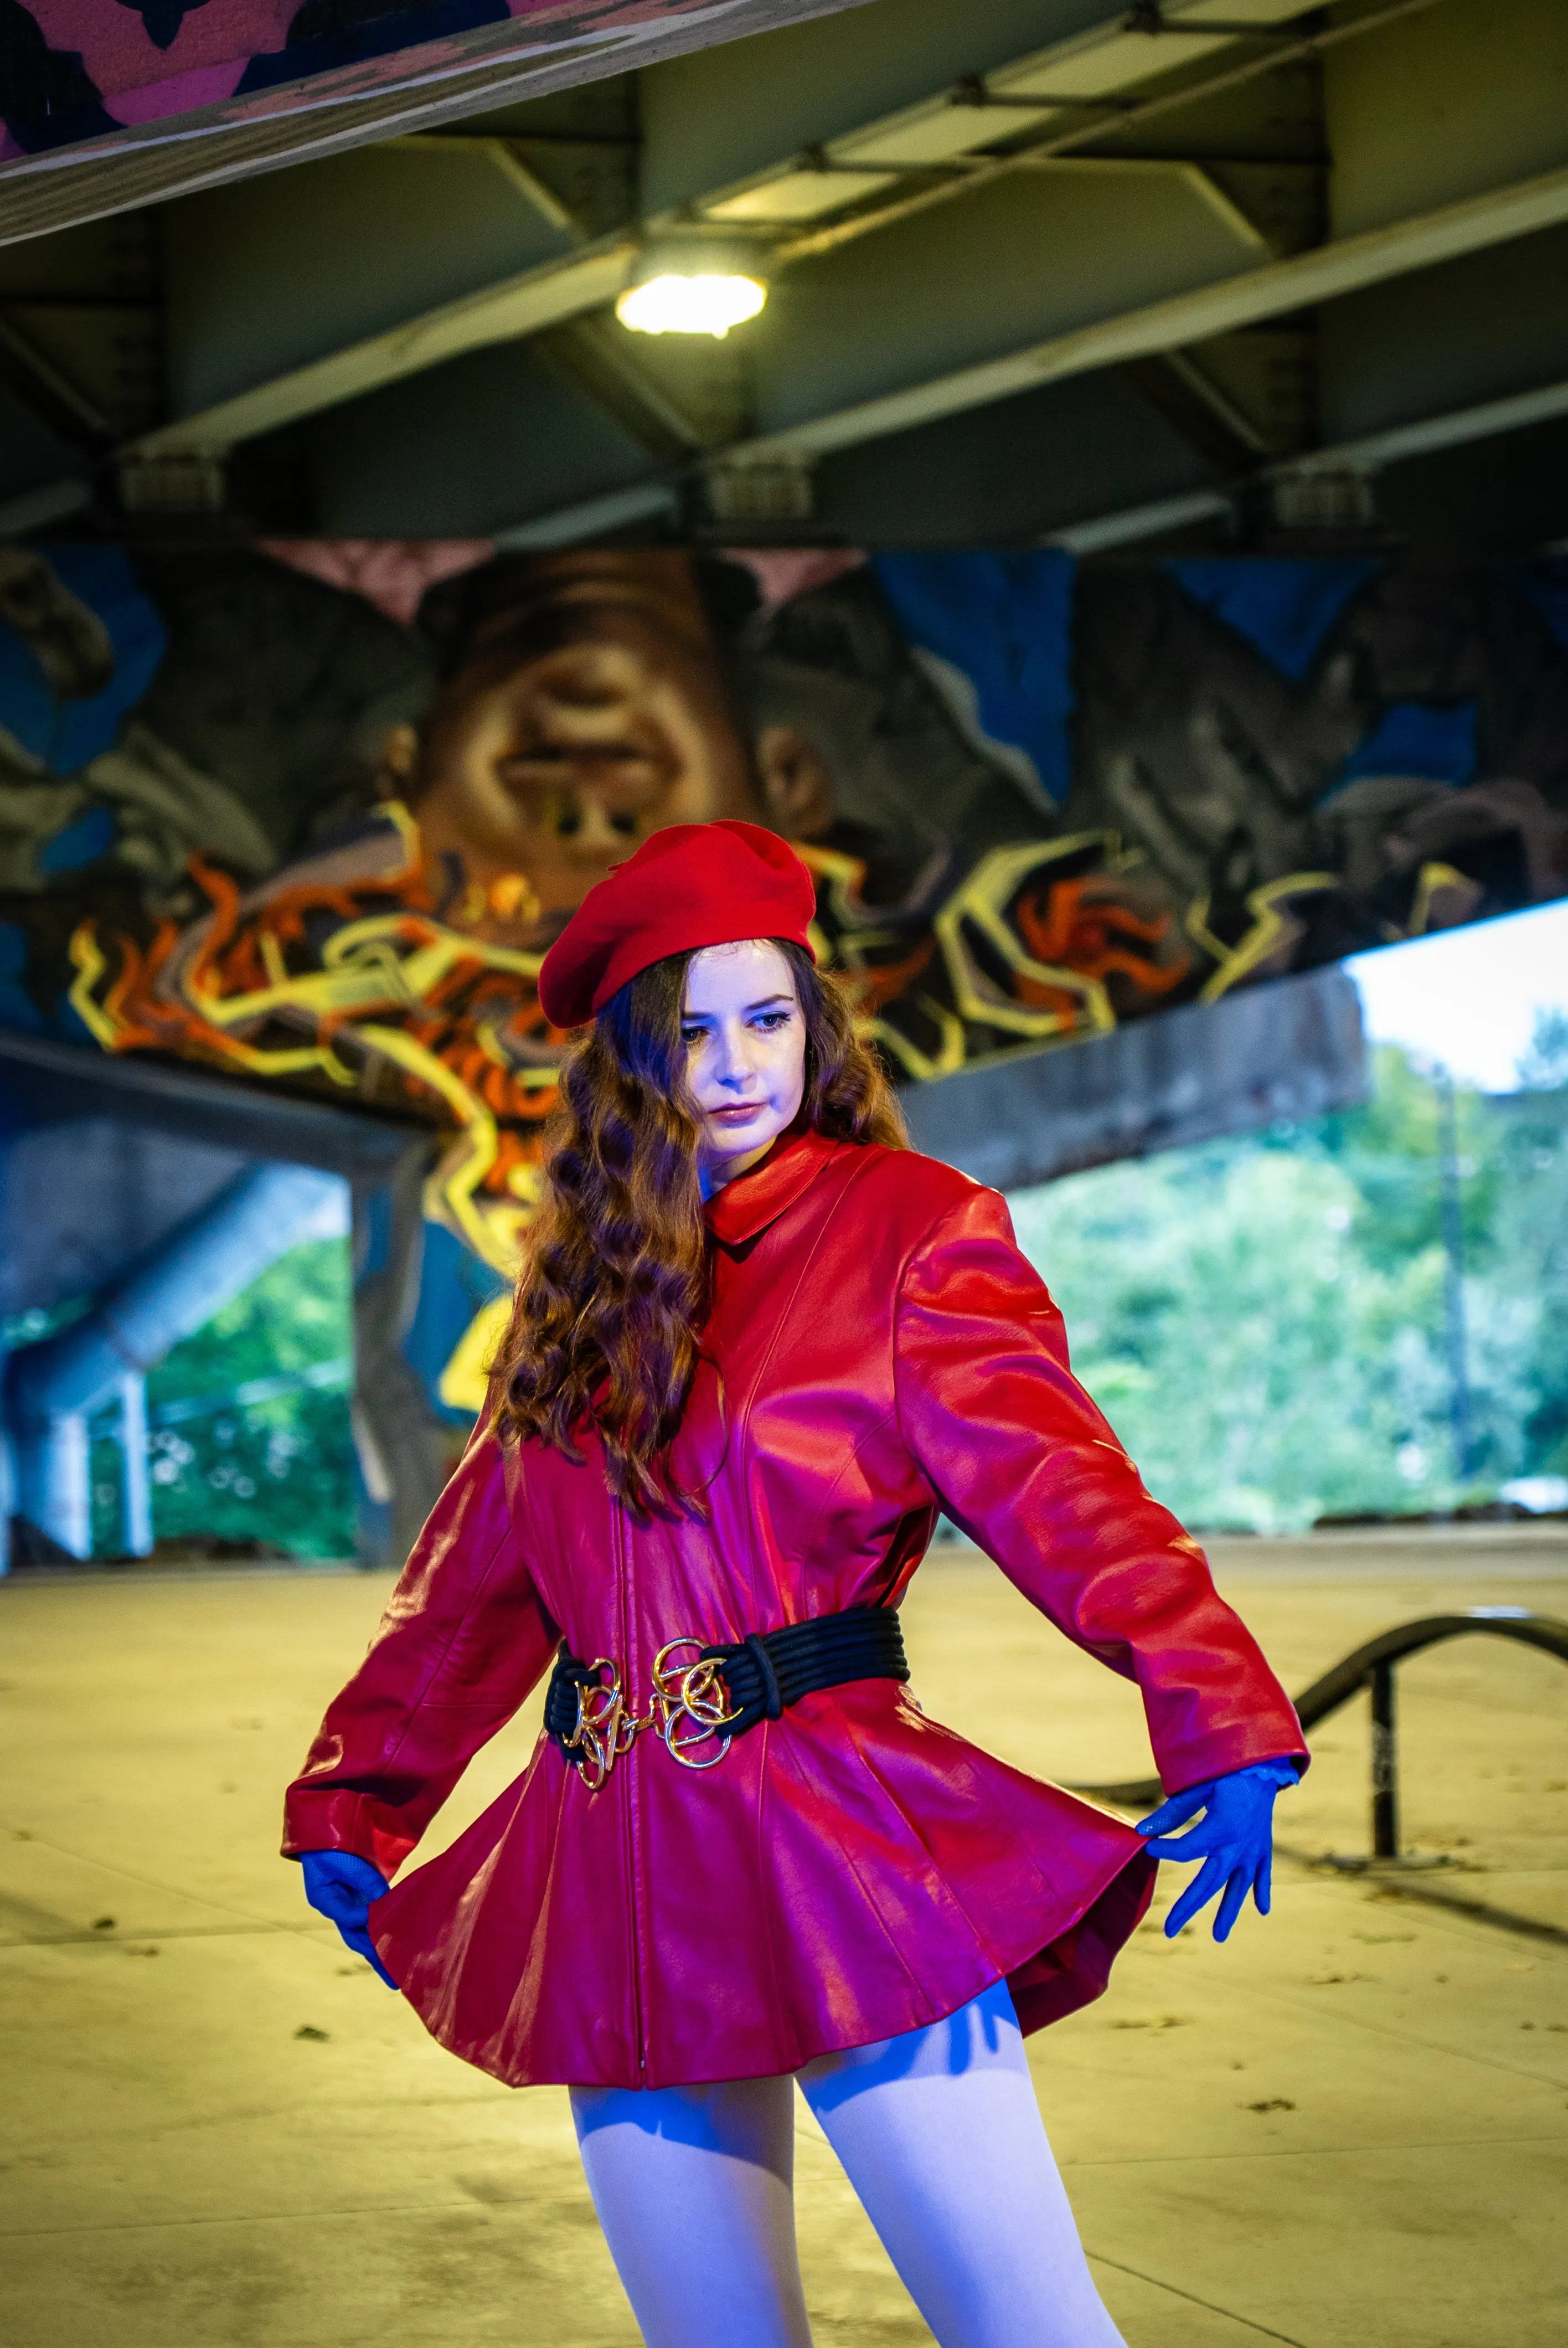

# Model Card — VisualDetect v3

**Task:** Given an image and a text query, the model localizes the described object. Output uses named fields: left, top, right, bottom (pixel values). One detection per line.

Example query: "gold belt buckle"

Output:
left=562, top=1658, right=652, bottom=1793
left=652, top=1638, right=736, bottom=1772
left=563, top=1639, right=737, bottom=1789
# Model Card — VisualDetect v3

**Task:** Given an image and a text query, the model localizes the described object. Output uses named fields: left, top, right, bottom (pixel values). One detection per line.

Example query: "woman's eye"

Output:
left=754, top=1011, right=791, bottom=1032
left=680, top=1026, right=705, bottom=1046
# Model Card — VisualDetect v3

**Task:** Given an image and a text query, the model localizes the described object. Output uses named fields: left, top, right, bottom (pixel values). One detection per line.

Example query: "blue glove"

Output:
left=299, top=1848, right=398, bottom=1989
left=1134, top=1759, right=1298, bottom=1942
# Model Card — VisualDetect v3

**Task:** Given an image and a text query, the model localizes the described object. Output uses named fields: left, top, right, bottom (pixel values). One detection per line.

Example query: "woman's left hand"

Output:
left=1134, top=1760, right=1298, bottom=1941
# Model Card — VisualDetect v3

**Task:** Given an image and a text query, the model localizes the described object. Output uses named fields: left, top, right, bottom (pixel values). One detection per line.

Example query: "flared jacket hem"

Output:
left=368, top=1719, right=1160, bottom=2093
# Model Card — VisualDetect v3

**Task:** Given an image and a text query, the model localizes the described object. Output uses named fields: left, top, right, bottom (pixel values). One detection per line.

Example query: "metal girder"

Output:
left=731, top=157, right=1568, bottom=466
left=386, top=133, right=583, bottom=237
left=538, top=316, right=710, bottom=460
left=308, top=328, right=663, bottom=536
left=494, top=478, right=683, bottom=547
left=1304, top=376, right=1568, bottom=480
left=809, top=363, right=1221, bottom=544
left=118, top=0, right=1319, bottom=461
left=111, top=0, right=1426, bottom=476
left=471, top=164, right=1568, bottom=548
left=637, top=0, right=1125, bottom=216
left=644, top=0, right=1319, bottom=224
left=135, top=240, right=635, bottom=460
left=702, top=0, right=1419, bottom=260
left=1046, top=370, right=1568, bottom=553
left=155, top=132, right=591, bottom=422
left=289, top=147, right=1568, bottom=542
left=1121, top=349, right=1273, bottom=470
left=0, top=210, right=163, bottom=462
left=749, top=161, right=1267, bottom=437
left=0, top=476, right=92, bottom=535
left=1324, top=0, right=1568, bottom=239
left=0, top=311, right=112, bottom=445
left=1318, top=214, right=1568, bottom=445
left=1048, top=485, right=1236, bottom=553
left=130, top=146, right=1272, bottom=466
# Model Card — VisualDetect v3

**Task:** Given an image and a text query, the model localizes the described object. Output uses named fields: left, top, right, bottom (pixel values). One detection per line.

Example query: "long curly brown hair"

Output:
left=490, top=940, right=906, bottom=1515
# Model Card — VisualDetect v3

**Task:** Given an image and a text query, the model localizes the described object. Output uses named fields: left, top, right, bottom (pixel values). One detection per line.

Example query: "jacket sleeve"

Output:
left=281, top=1431, right=559, bottom=1877
left=893, top=1185, right=1307, bottom=1796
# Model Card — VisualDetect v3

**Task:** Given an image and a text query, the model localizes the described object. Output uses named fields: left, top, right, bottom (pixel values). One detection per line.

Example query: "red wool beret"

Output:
left=537, top=820, right=818, bottom=1028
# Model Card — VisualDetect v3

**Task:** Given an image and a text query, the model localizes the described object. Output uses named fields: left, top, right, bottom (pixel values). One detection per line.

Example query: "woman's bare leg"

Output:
left=570, top=2074, right=812, bottom=2348
left=797, top=1980, right=1125, bottom=2348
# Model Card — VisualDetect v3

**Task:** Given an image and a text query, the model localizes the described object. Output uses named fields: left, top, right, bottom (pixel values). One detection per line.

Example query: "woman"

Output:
left=286, top=820, right=1306, bottom=2348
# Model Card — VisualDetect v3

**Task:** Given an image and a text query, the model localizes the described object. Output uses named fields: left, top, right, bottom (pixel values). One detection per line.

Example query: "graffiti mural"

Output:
left=3, top=537, right=1567, bottom=1428
left=0, top=2, right=728, bottom=162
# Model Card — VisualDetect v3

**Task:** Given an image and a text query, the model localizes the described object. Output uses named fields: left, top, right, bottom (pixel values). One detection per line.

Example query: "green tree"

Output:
left=90, top=1238, right=356, bottom=1559
left=1008, top=1045, right=1568, bottom=1531
left=1518, top=1007, right=1568, bottom=1091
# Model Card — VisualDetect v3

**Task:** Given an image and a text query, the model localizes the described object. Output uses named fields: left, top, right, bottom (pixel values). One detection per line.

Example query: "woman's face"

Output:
left=681, top=940, right=806, bottom=1195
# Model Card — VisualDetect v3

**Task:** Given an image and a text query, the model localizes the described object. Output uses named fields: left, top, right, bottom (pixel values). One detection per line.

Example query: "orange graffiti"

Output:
left=68, top=814, right=560, bottom=1268
left=1012, top=877, right=1189, bottom=1021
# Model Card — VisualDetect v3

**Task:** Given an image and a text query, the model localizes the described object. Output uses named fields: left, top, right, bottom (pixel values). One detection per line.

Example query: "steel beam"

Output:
left=1306, top=375, right=1568, bottom=477
left=134, top=241, right=636, bottom=459
left=474, top=156, right=1568, bottom=543
left=493, top=478, right=683, bottom=547
left=731, top=159, right=1568, bottom=465
left=113, top=0, right=1313, bottom=462
left=1045, top=370, right=1568, bottom=552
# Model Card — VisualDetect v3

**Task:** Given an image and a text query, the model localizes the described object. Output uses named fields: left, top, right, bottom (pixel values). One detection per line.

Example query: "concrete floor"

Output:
left=2, top=1526, right=1565, bottom=2348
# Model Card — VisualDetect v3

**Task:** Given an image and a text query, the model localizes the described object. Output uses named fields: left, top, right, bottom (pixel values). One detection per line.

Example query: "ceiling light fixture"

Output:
left=615, top=262, right=767, bottom=340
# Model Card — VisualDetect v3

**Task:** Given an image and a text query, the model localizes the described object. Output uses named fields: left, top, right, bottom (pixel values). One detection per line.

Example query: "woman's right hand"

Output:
left=299, top=1848, right=398, bottom=1989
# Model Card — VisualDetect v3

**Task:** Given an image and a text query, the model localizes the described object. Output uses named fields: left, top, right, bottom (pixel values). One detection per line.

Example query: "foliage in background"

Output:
left=1009, top=1029, right=1568, bottom=1535
left=74, top=1021, right=1568, bottom=1557
left=89, top=1238, right=355, bottom=1559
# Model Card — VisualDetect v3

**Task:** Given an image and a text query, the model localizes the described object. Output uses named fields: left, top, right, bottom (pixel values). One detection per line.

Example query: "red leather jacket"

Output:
left=283, top=1129, right=1306, bottom=2089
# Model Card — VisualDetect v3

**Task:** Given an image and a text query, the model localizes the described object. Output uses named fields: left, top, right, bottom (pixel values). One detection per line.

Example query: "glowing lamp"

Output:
left=615, top=270, right=767, bottom=340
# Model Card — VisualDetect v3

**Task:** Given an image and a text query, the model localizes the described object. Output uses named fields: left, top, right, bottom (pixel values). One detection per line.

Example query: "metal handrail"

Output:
left=1079, top=1607, right=1568, bottom=1858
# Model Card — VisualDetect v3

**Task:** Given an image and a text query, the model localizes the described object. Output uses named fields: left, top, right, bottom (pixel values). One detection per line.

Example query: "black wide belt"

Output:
left=545, top=1606, right=908, bottom=1788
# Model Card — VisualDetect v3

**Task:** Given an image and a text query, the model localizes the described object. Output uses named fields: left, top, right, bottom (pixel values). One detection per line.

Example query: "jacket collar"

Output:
left=703, top=1126, right=842, bottom=1247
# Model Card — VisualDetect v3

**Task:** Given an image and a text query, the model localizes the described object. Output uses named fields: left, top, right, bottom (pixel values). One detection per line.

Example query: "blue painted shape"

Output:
left=355, top=1186, right=393, bottom=1289
left=1165, top=559, right=1380, bottom=679
left=1333, top=700, right=1478, bottom=791
left=0, top=921, right=42, bottom=1034
left=403, top=1219, right=511, bottom=1427
left=871, top=552, right=1076, bottom=805
left=37, top=802, right=115, bottom=876
left=126, top=2, right=203, bottom=48
left=235, top=0, right=509, bottom=91
left=54, top=995, right=97, bottom=1048
left=1499, top=557, right=1568, bottom=651
left=0, top=9, right=118, bottom=156
left=0, top=542, right=166, bottom=774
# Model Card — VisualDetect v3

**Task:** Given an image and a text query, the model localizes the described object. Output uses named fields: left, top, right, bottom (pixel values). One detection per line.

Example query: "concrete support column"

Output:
left=350, top=1147, right=452, bottom=1572
left=24, top=1410, right=91, bottom=1561
left=118, top=1373, right=152, bottom=1558
left=8, top=1162, right=347, bottom=1562
left=0, top=1375, right=13, bottom=1578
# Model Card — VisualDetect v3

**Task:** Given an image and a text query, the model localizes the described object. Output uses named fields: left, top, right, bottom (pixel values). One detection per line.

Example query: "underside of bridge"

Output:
left=4, top=0, right=1568, bottom=556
